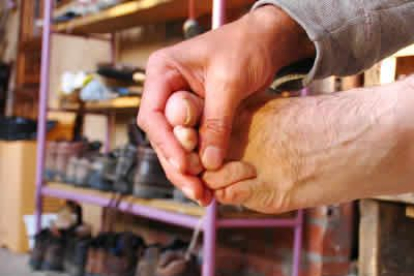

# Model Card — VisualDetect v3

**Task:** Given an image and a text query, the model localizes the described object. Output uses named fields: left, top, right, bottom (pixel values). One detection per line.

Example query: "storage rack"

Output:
left=34, top=1, right=304, bottom=276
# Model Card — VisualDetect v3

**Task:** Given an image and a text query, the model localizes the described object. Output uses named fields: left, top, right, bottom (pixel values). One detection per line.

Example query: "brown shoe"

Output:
left=156, top=251, right=200, bottom=276
left=105, top=232, right=145, bottom=276
left=136, top=246, right=161, bottom=276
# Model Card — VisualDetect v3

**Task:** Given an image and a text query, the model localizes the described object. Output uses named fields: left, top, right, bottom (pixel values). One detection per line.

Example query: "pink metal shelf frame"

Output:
left=34, top=1, right=304, bottom=276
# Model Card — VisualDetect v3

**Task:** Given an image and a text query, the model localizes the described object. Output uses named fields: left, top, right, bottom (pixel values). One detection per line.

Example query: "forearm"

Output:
left=289, top=76, right=414, bottom=205
left=254, top=0, right=414, bottom=87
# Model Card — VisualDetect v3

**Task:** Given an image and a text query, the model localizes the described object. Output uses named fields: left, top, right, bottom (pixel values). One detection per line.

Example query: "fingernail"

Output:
left=169, top=158, right=181, bottom=171
left=183, top=99, right=193, bottom=126
left=182, top=187, right=196, bottom=200
left=202, top=146, right=222, bottom=170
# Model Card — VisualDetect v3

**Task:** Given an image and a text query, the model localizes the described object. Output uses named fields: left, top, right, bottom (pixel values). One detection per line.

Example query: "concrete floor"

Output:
left=0, top=249, right=66, bottom=276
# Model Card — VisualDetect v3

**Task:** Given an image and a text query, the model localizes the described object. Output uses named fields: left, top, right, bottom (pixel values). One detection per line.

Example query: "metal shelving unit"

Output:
left=34, top=1, right=304, bottom=276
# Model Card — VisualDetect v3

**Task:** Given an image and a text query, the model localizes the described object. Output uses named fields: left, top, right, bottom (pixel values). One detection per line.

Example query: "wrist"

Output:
left=246, top=5, right=316, bottom=72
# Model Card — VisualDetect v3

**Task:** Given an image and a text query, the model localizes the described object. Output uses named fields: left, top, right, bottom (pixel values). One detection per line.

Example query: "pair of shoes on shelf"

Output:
left=30, top=224, right=92, bottom=274
left=85, top=232, right=145, bottom=276
left=136, top=239, right=200, bottom=276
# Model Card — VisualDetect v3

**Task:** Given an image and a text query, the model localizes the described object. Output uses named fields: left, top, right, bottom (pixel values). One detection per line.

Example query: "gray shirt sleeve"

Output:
left=253, top=0, right=414, bottom=88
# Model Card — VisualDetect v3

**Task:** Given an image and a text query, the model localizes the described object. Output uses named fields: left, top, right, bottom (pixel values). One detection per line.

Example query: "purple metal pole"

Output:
left=292, top=209, right=304, bottom=276
left=203, top=201, right=217, bottom=276
left=34, top=0, right=53, bottom=233
left=202, top=2, right=226, bottom=276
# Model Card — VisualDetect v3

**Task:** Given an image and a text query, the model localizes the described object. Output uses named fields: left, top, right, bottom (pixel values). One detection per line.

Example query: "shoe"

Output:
left=65, top=156, right=78, bottom=184
left=75, top=157, right=93, bottom=187
left=45, top=141, right=58, bottom=181
left=85, top=242, right=98, bottom=276
left=112, top=144, right=137, bottom=195
left=55, top=141, right=85, bottom=182
left=64, top=225, right=93, bottom=276
left=155, top=251, right=200, bottom=276
left=135, top=246, right=162, bottom=276
left=29, top=229, right=51, bottom=270
left=88, top=154, right=117, bottom=191
left=133, top=146, right=173, bottom=199
left=105, top=232, right=145, bottom=276
left=41, top=231, right=66, bottom=272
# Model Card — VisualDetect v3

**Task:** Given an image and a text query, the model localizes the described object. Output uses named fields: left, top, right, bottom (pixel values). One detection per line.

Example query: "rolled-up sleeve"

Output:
left=253, top=0, right=414, bottom=88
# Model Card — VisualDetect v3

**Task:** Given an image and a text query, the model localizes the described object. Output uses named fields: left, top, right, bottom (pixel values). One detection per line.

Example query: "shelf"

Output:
left=42, top=183, right=299, bottom=229
left=53, top=0, right=255, bottom=34
left=50, top=96, right=141, bottom=113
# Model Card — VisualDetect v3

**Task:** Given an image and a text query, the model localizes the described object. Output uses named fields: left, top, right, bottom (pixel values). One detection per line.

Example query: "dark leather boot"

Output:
left=156, top=252, right=200, bottom=276
left=112, top=144, right=137, bottom=195
left=41, top=232, right=66, bottom=271
left=29, top=229, right=51, bottom=270
left=133, top=146, right=173, bottom=199
left=88, top=154, right=116, bottom=191
left=105, top=232, right=145, bottom=276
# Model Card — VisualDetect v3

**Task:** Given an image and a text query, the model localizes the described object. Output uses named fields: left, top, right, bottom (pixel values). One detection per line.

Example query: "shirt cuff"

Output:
left=252, top=0, right=324, bottom=91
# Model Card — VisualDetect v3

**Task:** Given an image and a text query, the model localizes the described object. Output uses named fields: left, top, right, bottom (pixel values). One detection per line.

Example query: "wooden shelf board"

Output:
left=54, top=0, right=255, bottom=34
left=55, top=96, right=141, bottom=112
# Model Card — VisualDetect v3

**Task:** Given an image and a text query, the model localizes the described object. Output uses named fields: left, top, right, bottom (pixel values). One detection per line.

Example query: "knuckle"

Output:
left=147, top=50, right=169, bottom=67
left=202, top=117, right=232, bottom=137
left=136, top=113, right=146, bottom=129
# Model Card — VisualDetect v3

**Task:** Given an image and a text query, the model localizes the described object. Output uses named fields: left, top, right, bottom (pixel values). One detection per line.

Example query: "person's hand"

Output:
left=201, top=77, right=414, bottom=213
left=137, top=5, right=315, bottom=203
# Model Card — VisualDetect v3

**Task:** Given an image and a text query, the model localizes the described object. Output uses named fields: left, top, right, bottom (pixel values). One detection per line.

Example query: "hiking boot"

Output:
left=156, top=251, right=200, bottom=276
left=135, top=246, right=162, bottom=276
left=105, top=232, right=145, bottom=276
left=85, top=244, right=98, bottom=276
left=41, top=232, right=66, bottom=271
left=112, top=144, right=137, bottom=194
left=88, top=154, right=116, bottom=191
left=133, top=146, right=173, bottom=199
left=64, top=225, right=93, bottom=276
left=29, top=229, right=51, bottom=270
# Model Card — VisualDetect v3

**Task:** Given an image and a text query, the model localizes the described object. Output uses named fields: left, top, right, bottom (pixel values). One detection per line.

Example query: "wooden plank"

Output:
left=392, top=44, right=414, bottom=58
left=359, top=199, right=380, bottom=276
left=54, top=0, right=255, bottom=34
left=359, top=199, right=414, bottom=276
left=56, top=96, right=141, bottom=112
left=374, top=193, right=414, bottom=205
left=406, top=206, right=414, bottom=219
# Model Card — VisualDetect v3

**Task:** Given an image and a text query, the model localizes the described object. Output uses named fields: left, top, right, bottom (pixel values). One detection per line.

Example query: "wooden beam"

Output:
left=54, top=0, right=255, bottom=34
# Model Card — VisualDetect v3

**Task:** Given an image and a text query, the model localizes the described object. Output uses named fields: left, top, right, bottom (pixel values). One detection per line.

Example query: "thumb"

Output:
left=199, top=79, right=240, bottom=170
